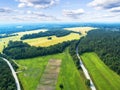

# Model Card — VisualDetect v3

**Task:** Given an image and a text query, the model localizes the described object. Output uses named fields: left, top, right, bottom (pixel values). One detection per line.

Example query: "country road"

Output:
left=76, top=46, right=96, bottom=90
left=1, top=57, right=21, bottom=90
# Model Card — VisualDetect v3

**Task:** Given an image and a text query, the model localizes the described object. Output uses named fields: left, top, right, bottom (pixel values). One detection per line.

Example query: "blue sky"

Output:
left=0, top=0, right=120, bottom=23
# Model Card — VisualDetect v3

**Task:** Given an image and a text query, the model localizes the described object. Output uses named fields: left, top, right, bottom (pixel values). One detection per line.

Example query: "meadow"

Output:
left=64, top=27, right=96, bottom=35
left=81, top=52, right=120, bottom=90
left=15, top=48, right=89, bottom=90
left=0, top=29, right=46, bottom=52
left=0, top=35, right=20, bottom=52
left=23, top=33, right=80, bottom=47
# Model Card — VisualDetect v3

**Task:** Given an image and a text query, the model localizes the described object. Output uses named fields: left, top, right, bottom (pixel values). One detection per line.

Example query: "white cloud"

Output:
left=29, top=11, right=58, bottom=20
left=17, top=0, right=59, bottom=8
left=109, top=7, right=120, bottom=12
left=18, top=3, right=26, bottom=8
left=0, top=7, right=14, bottom=13
left=88, top=0, right=120, bottom=12
left=0, top=7, right=58, bottom=22
left=63, top=9, right=85, bottom=19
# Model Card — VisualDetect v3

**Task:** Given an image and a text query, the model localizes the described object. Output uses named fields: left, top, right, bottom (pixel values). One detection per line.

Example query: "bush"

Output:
left=85, top=79, right=90, bottom=87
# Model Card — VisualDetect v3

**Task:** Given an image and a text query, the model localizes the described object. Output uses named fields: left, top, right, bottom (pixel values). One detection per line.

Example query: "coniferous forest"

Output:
left=78, top=29, right=120, bottom=74
left=3, top=41, right=72, bottom=59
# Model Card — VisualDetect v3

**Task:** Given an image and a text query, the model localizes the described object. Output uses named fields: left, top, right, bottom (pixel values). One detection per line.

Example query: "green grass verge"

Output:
left=56, top=48, right=89, bottom=90
left=81, top=52, right=120, bottom=90
left=16, top=48, right=89, bottom=90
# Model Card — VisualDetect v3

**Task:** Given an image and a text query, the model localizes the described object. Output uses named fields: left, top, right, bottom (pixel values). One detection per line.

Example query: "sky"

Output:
left=0, top=0, right=120, bottom=23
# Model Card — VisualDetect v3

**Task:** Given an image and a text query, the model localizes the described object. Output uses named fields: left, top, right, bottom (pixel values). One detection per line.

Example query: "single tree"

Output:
left=59, top=84, right=64, bottom=90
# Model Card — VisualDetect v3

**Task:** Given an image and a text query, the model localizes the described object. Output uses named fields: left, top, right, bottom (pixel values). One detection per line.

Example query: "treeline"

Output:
left=21, top=30, right=79, bottom=40
left=0, top=58, right=17, bottom=90
left=78, top=29, right=120, bottom=74
left=3, top=41, right=71, bottom=59
left=3, top=39, right=82, bottom=70
left=0, top=34, right=18, bottom=38
left=0, top=53, right=18, bottom=71
left=69, top=40, right=81, bottom=69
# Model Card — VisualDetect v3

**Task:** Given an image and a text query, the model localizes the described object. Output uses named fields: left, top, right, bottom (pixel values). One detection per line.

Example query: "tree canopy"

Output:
left=0, top=58, right=17, bottom=90
left=3, top=40, right=72, bottom=59
left=21, top=30, right=79, bottom=40
left=78, top=29, right=120, bottom=74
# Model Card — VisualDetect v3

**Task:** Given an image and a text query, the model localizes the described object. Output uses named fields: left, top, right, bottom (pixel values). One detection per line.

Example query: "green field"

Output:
left=81, top=52, right=120, bottom=90
left=15, top=48, right=89, bottom=90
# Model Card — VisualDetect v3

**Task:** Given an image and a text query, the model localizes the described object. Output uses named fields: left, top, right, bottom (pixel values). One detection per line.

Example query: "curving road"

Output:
left=1, top=57, right=21, bottom=90
left=76, top=46, right=96, bottom=90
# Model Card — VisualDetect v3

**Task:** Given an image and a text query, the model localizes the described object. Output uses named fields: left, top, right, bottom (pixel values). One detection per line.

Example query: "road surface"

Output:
left=76, top=46, right=96, bottom=90
left=1, top=57, right=21, bottom=90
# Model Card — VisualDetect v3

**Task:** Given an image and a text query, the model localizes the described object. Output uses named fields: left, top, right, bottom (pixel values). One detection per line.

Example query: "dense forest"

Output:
left=3, top=41, right=72, bottom=59
left=78, top=29, right=120, bottom=74
left=0, top=58, right=17, bottom=90
left=69, top=40, right=81, bottom=69
left=21, top=29, right=79, bottom=40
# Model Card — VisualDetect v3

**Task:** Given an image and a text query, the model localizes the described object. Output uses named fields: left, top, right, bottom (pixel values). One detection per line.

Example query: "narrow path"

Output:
left=1, top=57, right=21, bottom=90
left=76, top=46, right=96, bottom=90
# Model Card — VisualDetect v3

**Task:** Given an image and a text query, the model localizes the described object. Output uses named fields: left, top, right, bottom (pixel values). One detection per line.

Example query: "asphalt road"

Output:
left=1, top=57, right=21, bottom=90
left=76, top=46, right=96, bottom=90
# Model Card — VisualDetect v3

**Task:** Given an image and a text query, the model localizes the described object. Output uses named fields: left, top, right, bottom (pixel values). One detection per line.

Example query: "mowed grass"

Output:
left=23, top=33, right=80, bottom=47
left=81, top=52, right=120, bottom=90
left=15, top=48, right=89, bottom=90
left=37, top=60, right=61, bottom=90
left=56, top=48, right=89, bottom=90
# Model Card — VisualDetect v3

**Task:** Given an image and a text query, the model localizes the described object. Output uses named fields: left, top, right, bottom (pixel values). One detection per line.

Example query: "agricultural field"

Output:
left=0, top=35, right=20, bottom=52
left=0, top=29, right=47, bottom=52
left=64, top=27, right=96, bottom=35
left=14, top=29, right=47, bottom=36
left=23, top=33, right=80, bottom=47
left=81, top=52, right=120, bottom=90
left=37, top=59, right=61, bottom=90
left=15, top=48, right=89, bottom=90
left=0, top=27, right=94, bottom=52
left=0, top=33, right=80, bottom=52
